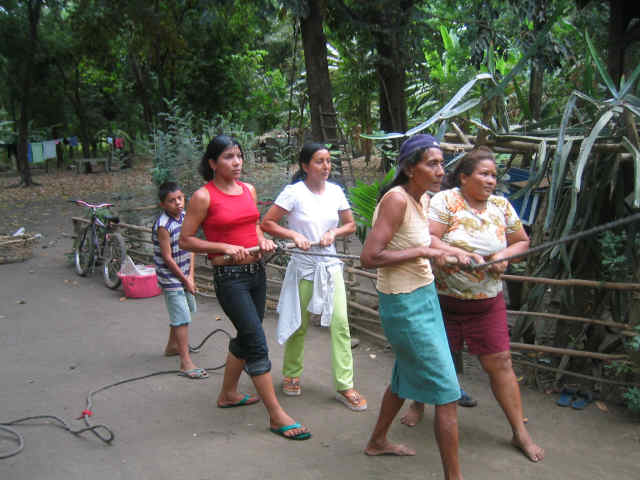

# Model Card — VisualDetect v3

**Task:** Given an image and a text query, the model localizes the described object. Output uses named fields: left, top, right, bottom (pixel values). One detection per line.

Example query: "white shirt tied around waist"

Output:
left=276, top=252, right=343, bottom=345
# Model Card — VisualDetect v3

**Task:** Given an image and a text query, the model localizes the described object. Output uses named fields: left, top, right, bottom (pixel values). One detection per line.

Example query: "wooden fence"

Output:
left=72, top=217, right=640, bottom=388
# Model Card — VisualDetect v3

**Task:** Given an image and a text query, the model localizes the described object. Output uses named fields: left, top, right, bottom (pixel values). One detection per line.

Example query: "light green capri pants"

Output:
left=282, top=269, right=354, bottom=391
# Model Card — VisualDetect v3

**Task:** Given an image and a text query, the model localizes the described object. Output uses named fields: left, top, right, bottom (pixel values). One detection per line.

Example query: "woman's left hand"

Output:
left=486, top=253, right=509, bottom=273
left=258, top=237, right=277, bottom=253
left=319, top=229, right=336, bottom=247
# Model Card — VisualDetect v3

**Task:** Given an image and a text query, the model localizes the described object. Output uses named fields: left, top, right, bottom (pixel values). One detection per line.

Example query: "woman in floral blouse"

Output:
left=401, top=146, right=544, bottom=463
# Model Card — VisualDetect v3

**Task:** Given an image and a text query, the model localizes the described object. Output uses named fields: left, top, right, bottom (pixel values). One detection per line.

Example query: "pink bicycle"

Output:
left=71, top=200, right=127, bottom=289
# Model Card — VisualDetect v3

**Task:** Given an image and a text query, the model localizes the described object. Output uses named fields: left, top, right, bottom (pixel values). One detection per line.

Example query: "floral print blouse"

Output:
left=428, top=187, right=523, bottom=300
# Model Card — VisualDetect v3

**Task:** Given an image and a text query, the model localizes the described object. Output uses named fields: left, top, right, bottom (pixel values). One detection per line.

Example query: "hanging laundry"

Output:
left=42, top=140, right=57, bottom=160
left=31, top=142, right=45, bottom=164
left=68, top=136, right=79, bottom=147
left=28, top=143, right=32, bottom=163
left=107, top=137, right=113, bottom=145
left=114, top=137, right=124, bottom=149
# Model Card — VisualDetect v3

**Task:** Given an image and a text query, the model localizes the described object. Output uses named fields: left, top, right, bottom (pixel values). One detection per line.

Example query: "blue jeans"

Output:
left=213, top=265, right=271, bottom=376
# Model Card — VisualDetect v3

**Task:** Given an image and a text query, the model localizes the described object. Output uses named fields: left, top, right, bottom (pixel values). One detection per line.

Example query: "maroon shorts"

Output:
left=439, top=292, right=510, bottom=356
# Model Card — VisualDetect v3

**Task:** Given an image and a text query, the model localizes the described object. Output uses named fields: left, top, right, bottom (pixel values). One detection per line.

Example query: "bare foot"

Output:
left=364, top=441, right=416, bottom=456
left=512, top=432, right=544, bottom=462
left=400, top=402, right=424, bottom=427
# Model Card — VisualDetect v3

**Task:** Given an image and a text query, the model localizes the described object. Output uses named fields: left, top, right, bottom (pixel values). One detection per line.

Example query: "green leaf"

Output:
left=574, top=109, right=615, bottom=192
left=510, top=140, right=549, bottom=200
left=545, top=92, right=578, bottom=229
left=585, top=31, right=619, bottom=98
left=440, top=25, right=453, bottom=52
left=623, top=102, right=640, bottom=119
left=360, top=132, right=406, bottom=140
left=406, top=73, right=493, bottom=136
left=621, top=137, right=640, bottom=208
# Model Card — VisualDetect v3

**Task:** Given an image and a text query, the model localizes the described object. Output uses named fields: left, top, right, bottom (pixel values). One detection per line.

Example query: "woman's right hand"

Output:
left=224, top=244, right=250, bottom=263
left=291, top=233, right=311, bottom=250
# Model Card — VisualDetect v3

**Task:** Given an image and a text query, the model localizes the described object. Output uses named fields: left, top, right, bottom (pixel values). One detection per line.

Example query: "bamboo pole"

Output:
left=349, top=286, right=378, bottom=298
left=121, top=233, right=153, bottom=245
left=348, top=299, right=379, bottom=317
left=344, top=265, right=640, bottom=290
left=345, top=265, right=376, bottom=279
left=503, top=274, right=640, bottom=290
left=510, top=342, right=628, bottom=361
left=350, top=314, right=382, bottom=326
left=349, top=323, right=388, bottom=344
left=511, top=356, right=640, bottom=387
left=508, top=310, right=637, bottom=336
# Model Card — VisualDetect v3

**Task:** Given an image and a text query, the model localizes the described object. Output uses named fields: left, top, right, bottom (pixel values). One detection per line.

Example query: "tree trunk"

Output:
left=15, top=0, right=44, bottom=187
left=529, top=60, right=543, bottom=122
left=129, top=54, right=154, bottom=129
left=300, top=0, right=337, bottom=143
left=376, top=36, right=407, bottom=135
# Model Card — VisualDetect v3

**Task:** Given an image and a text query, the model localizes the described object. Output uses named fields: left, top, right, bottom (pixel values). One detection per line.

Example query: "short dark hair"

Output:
left=199, top=135, right=244, bottom=181
left=446, top=146, right=495, bottom=188
left=291, top=142, right=327, bottom=183
left=158, top=181, right=180, bottom=202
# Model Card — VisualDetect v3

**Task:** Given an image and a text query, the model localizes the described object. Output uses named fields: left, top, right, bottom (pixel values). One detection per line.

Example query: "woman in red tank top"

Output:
left=180, top=135, right=310, bottom=440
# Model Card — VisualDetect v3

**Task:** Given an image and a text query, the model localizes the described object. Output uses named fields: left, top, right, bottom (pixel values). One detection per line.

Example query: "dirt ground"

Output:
left=1, top=165, right=640, bottom=480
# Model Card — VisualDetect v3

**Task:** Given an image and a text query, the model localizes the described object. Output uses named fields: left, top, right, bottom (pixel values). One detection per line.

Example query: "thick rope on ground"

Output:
left=1, top=328, right=231, bottom=459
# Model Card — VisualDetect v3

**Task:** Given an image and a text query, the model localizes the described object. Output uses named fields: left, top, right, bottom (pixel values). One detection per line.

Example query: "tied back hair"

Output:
left=199, top=135, right=244, bottom=181
left=444, top=145, right=495, bottom=188
left=291, top=142, right=327, bottom=183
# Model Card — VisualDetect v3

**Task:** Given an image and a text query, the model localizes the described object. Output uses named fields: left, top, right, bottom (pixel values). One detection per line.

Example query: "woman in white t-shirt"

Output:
left=261, top=143, right=367, bottom=411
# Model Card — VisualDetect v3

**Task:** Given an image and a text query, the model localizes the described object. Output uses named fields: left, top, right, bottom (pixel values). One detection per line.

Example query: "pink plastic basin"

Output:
left=118, top=266, right=162, bottom=299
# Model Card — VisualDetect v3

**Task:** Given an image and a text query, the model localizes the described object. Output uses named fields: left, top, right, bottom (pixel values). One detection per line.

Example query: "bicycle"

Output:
left=71, top=200, right=127, bottom=289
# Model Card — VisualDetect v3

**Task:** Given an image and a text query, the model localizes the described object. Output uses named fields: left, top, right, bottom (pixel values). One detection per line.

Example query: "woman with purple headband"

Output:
left=361, top=134, right=472, bottom=479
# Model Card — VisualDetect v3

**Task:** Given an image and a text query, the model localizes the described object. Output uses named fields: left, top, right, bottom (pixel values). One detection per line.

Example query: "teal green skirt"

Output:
left=378, top=282, right=460, bottom=405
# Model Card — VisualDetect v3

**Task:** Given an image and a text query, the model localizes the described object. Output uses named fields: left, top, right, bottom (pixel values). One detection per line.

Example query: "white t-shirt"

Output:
left=274, top=181, right=351, bottom=261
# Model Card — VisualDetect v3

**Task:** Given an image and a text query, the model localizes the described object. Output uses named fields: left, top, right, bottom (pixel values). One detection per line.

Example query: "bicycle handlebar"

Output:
left=71, top=200, right=114, bottom=209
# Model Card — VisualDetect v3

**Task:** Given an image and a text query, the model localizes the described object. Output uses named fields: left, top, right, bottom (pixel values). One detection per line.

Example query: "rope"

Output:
left=260, top=212, right=640, bottom=269
left=470, top=211, right=640, bottom=270
left=1, top=328, right=231, bottom=459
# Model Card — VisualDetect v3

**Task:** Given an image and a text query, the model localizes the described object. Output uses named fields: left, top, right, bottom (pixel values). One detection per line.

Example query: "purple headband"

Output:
left=396, top=134, right=441, bottom=166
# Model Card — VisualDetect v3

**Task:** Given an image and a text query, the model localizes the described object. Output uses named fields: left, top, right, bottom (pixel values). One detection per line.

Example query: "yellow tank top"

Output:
left=373, top=186, right=434, bottom=294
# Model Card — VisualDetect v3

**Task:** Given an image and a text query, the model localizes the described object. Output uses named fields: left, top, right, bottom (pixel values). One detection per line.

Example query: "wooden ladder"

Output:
left=319, top=107, right=354, bottom=187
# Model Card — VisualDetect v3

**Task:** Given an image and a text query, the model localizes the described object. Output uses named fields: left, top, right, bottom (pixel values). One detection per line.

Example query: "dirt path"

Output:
left=1, top=168, right=639, bottom=479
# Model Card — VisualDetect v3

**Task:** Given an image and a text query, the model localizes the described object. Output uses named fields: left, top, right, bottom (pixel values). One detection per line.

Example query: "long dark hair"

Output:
left=199, top=135, right=244, bottom=181
left=291, top=142, right=328, bottom=183
left=444, top=146, right=495, bottom=188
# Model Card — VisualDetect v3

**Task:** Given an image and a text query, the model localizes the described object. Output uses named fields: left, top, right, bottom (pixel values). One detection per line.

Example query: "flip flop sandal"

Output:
left=270, top=422, right=311, bottom=440
left=336, top=391, right=368, bottom=411
left=556, top=387, right=577, bottom=407
left=218, top=393, right=260, bottom=408
left=282, top=377, right=301, bottom=396
left=571, top=390, right=593, bottom=410
left=458, top=389, right=478, bottom=408
left=178, top=368, right=209, bottom=379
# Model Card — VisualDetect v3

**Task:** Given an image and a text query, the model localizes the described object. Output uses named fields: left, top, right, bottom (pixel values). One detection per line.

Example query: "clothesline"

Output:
left=27, top=136, right=79, bottom=164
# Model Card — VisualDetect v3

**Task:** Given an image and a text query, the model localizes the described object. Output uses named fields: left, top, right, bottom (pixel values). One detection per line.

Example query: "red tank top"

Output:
left=202, top=181, right=259, bottom=258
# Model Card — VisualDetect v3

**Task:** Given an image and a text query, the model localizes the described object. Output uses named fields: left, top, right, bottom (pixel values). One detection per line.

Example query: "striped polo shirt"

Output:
left=152, top=211, right=191, bottom=291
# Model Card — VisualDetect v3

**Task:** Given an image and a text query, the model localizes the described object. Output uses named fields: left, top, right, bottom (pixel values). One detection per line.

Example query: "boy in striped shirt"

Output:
left=152, top=181, right=207, bottom=379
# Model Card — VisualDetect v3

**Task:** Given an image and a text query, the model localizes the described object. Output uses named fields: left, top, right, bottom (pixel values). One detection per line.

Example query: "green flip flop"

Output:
left=270, top=422, right=311, bottom=440
left=218, top=393, right=260, bottom=408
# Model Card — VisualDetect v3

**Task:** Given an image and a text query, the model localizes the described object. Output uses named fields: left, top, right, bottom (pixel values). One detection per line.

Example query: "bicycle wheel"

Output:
left=103, top=232, right=126, bottom=289
left=75, top=227, right=95, bottom=276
